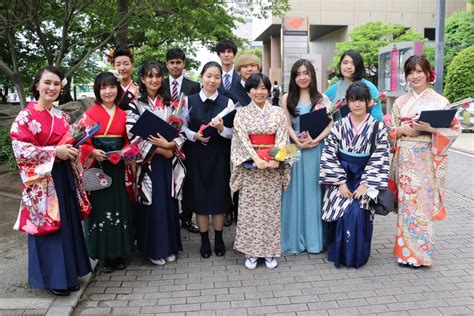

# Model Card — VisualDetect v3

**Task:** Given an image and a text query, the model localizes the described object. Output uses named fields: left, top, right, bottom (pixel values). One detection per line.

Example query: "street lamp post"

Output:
left=434, top=0, right=446, bottom=93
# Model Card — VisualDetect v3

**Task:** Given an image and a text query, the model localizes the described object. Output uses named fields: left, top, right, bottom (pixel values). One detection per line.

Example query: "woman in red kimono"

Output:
left=10, top=66, right=91, bottom=296
left=81, top=72, right=133, bottom=273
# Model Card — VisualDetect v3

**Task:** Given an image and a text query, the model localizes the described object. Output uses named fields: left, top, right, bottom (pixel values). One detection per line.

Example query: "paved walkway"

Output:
left=0, top=150, right=472, bottom=315
left=72, top=150, right=474, bottom=315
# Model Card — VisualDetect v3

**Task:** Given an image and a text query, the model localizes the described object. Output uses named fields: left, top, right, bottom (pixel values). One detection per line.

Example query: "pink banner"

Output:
left=390, top=48, right=399, bottom=92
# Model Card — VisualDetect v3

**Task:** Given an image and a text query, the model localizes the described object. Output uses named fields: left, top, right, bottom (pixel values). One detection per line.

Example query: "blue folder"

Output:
left=129, top=110, right=179, bottom=142
left=299, top=107, right=331, bottom=139
left=417, top=109, right=456, bottom=128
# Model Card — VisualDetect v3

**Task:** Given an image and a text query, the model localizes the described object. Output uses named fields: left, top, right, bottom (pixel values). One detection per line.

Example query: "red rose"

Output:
left=108, top=152, right=121, bottom=165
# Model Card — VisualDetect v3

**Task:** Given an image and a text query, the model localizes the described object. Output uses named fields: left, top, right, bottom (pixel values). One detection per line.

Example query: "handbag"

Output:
left=368, top=122, right=397, bottom=216
left=83, top=167, right=112, bottom=191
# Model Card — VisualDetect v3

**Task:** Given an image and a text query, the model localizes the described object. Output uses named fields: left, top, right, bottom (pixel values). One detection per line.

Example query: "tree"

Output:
left=444, top=10, right=474, bottom=70
left=444, top=46, right=474, bottom=103
left=0, top=0, right=290, bottom=107
left=331, top=22, right=425, bottom=85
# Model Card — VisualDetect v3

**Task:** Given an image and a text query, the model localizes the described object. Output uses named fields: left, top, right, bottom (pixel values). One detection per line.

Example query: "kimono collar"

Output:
left=100, top=103, right=116, bottom=116
left=252, top=101, right=269, bottom=113
left=199, top=90, right=218, bottom=102
left=34, top=102, right=63, bottom=119
left=147, top=95, right=165, bottom=110
left=411, top=88, right=429, bottom=100
left=121, top=81, right=134, bottom=93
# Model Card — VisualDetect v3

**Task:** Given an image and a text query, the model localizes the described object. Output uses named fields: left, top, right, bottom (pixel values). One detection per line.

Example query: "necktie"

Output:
left=224, top=74, right=231, bottom=90
left=171, top=80, right=179, bottom=102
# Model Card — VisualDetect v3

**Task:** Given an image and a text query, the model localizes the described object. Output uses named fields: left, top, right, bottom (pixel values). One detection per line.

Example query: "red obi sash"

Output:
left=249, top=134, right=276, bottom=160
left=249, top=134, right=275, bottom=149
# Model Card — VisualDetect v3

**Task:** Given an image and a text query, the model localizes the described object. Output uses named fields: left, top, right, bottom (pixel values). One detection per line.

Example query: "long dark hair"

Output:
left=337, top=50, right=366, bottom=82
left=93, top=72, right=123, bottom=105
left=286, top=59, right=322, bottom=116
left=137, top=60, right=170, bottom=105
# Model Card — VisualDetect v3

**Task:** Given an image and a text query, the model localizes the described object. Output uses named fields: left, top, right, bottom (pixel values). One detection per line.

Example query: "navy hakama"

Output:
left=28, top=161, right=91, bottom=290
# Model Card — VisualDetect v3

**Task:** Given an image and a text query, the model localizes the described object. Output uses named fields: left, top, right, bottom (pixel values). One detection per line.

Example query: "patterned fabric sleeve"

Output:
left=319, top=122, right=346, bottom=185
left=431, top=103, right=461, bottom=156
left=360, top=123, right=390, bottom=188
left=274, top=107, right=289, bottom=147
left=126, top=99, right=154, bottom=163
left=230, top=108, right=258, bottom=167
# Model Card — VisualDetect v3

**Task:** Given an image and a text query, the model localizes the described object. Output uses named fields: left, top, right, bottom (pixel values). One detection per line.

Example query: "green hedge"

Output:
left=444, top=46, right=474, bottom=102
left=0, top=127, right=18, bottom=170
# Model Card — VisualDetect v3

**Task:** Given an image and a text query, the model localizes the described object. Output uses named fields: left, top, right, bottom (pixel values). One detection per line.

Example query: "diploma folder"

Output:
left=417, top=109, right=457, bottom=128
left=299, top=107, right=331, bottom=139
left=129, top=110, right=179, bottom=141
left=222, top=109, right=237, bottom=127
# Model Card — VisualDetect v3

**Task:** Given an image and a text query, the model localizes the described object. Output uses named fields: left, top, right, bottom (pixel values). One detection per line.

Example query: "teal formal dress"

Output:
left=281, top=102, right=325, bottom=253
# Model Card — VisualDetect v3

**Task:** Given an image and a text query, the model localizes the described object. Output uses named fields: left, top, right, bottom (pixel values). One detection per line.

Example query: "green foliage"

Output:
left=0, top=128, right=17, bottom=171
left=444, top=46, right=474, bottom=102
left=444, top=10, right=474, bottom=68
left=235, top=48, right=263, bottom=62
left=331, top=22, right=425, bottom=83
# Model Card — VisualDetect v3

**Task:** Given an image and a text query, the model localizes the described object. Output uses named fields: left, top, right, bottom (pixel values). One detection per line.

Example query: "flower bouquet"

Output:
left=326, top=98, right=347, bottom=117
left=168, top=92, right=186, bottom=130
left=449, top=97, right=472, bottom=112
left=106, top=143, right=142, bottom=165
left=58, top=113, right=100, bottom=148
left=243, top=144, right=300, bottom=169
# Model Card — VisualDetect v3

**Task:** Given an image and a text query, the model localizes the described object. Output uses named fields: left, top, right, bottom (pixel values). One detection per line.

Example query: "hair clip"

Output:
left=111, top=69, right=123, bottom=82
left=61, top=78, right=68, bottom=87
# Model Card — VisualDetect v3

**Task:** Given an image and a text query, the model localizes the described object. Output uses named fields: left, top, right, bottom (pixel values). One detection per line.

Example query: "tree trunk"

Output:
left=14, top=79, right=27, bottom=108
left=117, top=0, right=129, bottom=45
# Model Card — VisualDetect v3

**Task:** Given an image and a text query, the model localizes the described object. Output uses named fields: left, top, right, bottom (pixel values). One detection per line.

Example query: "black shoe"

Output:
left=49, top=289, right=70, bottom=296
left=100, top=264, right=114, bottom=274
left=111, top=258, right=127, bottom=270
left=224, top=213, right=233, bottom=227
left=200, top=243, right=212, bottom=258
left=398, top=262, right=410, bottom=268
left=181, top=220, right=199, bottom=233
left=68, top=285, right=80, bottom=292
left=215, top=240, right=226, bottom=257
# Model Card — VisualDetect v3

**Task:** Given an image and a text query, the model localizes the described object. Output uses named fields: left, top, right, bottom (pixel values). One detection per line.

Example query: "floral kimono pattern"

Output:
left=389, top=88, right=460, bottom=266
left=10, top=102, right=90, bottom=236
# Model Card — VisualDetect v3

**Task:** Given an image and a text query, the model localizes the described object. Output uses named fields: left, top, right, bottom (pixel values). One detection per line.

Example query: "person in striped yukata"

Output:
left=319, top=81, right=390, bottom=268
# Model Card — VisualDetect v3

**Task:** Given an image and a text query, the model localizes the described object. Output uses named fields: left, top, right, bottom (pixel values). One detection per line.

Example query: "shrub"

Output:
left=0, top=127, right=18, bottom=170
left=444, top=47, right=474, bottom=102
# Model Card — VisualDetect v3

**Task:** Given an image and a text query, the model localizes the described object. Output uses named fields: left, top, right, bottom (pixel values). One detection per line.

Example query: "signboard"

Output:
left=282, top=17, right=309, bottom=92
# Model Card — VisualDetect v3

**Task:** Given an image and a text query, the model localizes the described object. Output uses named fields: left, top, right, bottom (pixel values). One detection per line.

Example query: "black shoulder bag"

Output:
left=368, top=122, right=396, bottom=216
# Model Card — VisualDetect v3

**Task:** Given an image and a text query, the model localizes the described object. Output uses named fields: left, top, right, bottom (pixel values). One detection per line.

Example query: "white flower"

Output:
left=61, top=78, right=68, bottom=87
left=11, top=122, right=19, bottom=133
left=99, top=178, right=109, bottom=187
left=111, top=70, right=123, bottom=82
left=28, top=120, right=42, bottom=135
left=17, top=111, right=29, bottom=125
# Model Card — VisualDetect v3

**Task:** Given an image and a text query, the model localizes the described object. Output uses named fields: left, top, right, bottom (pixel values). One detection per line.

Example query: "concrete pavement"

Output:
left=0, top=150, right=473, bottom=315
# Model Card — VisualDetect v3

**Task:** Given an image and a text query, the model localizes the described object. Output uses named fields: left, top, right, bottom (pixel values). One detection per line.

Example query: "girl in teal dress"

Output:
left=280, top=59, right=332, bottom=253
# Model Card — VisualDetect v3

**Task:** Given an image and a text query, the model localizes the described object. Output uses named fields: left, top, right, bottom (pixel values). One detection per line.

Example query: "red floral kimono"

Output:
left=10, top=102, right=90, bottom=236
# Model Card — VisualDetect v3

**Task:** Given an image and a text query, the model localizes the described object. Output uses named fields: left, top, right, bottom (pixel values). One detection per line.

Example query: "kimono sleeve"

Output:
left=230, top=108, right=258, bottom=166
left=361, top=123, right=390, bottom=189
left=10, top=109, right=56, bottom=182
left=431, top=102, right=461, bottom=156
left=319, top=122, right=346, bottom=185
left=126, top=100, right=154, bottom=162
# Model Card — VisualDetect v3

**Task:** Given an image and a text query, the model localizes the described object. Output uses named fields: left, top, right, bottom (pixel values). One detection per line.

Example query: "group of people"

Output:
left=10, top=38, right=460, bottom=296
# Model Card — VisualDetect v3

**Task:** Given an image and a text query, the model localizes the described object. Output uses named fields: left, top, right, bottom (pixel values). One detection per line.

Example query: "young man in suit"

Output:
left=164, top=47, right=200, bottom=233
left=164, top=48, right=201, bottom=102
left=216, top=40, right=240, bottom=100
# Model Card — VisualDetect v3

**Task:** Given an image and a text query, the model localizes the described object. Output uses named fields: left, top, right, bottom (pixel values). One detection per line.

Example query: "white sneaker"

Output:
left=149, top=258, right=166, bottom=265
left=165, top=254, right=176, bottom=262
left=265, top=257, right=278, bottom=269
left=245, top=257, right=258, bottom=270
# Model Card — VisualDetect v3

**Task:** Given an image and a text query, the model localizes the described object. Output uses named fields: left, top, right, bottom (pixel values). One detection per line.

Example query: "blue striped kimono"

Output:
left=319, top=114, right=389, bottom=268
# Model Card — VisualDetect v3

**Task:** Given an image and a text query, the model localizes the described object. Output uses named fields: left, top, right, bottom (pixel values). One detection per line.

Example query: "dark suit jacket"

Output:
left=164, top=76, right=201, bottom=99
left=218, top=70, right=251, bottom=106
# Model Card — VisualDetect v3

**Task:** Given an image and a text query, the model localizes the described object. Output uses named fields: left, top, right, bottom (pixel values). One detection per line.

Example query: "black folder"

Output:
left=222, top=109, right=237, bottom=128
left=129, top=110, right=179, bottom=142
left=417, top=109, right=457, bottom=128
left=299, top=107, right=331, bottom=139
left=201, top=125, right=220, bottom=138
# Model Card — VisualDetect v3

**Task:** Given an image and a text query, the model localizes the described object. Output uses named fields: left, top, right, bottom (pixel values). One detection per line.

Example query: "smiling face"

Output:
left=201, top=66, right=222, bottom=95
left=36, top=70, right=61, bottom=106
left=141, top=67, right=163, bottom=97
left=114, top=55, right=133, bottom=84
left=406, top=64, right=429, bottom=93
left=99, top=84, right=118, bottom=107
left=340, top=55, right=356, bottom=81
left=166, top=58, right=186, bottom=79
left=249, top=80, right=269, bottom=107
left=348, top=98, right=369, bottom=120
left=295, top=64, right=311, bottom=89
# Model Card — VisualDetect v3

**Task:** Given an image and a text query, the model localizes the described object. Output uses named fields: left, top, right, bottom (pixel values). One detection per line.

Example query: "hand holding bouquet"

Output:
left=168, top=93, right=187, bottom=130
left=106, top=143, right=142, bottom=165
left=58, top=113, right=100, bottom=147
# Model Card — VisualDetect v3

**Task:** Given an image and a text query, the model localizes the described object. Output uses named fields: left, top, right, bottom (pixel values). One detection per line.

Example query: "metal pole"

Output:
left=434, top=0, right=446, bottom=93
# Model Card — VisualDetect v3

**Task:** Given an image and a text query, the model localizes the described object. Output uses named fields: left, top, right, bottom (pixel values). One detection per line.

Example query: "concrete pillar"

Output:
left=263, top=41, right=271, bottom=76
left=270, top=35, right=282, bottom=84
